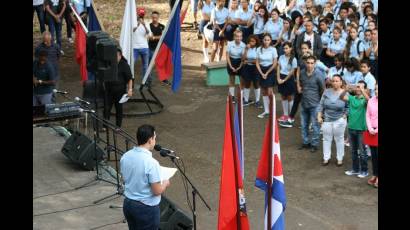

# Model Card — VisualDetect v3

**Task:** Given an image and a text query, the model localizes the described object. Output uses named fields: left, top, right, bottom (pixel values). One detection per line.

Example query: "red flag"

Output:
left=218, top=96, right=250, bottom=230
left=75, top=20, right=87, bottom=82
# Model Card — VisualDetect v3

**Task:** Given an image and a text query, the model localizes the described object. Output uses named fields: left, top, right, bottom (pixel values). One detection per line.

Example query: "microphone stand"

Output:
left=169, top=156, right=211, bottom=230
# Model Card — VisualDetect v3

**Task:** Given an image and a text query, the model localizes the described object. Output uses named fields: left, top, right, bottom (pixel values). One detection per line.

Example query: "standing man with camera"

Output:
left=133, top=8, right=152, bottom=86
left=120, top=124, right=171, bottom=230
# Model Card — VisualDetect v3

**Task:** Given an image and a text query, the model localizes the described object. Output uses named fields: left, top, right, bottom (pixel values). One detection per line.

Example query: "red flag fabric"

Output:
left=75, top=21, right=87, bottom=82
left=218, top=97, right=250, bottom=230
left=155, top=44, right=173, bottom=81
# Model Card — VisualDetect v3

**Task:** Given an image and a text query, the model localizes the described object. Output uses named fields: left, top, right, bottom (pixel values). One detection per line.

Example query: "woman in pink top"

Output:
left=365, top=84, right=378, bottom=188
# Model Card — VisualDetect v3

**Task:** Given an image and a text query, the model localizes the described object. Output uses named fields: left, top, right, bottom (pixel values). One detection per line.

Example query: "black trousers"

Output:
left=104, top=87, right=124, bottom=127
left=370, top=146, right=378, bottom=176
left=289, top=91, right=302, bottom=118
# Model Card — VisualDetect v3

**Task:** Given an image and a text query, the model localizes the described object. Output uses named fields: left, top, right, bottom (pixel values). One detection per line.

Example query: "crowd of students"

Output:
left=196, top=0, right=378, bottom=187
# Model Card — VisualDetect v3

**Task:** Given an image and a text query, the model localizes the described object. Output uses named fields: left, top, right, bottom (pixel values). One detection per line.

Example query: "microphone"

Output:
left=78, top=108, right=95, bottom=113
left=53, top=89, right=68, bottom=94
left=75, top=97, right=91, bottom=105
left=154, top=144, right=179, bottom=159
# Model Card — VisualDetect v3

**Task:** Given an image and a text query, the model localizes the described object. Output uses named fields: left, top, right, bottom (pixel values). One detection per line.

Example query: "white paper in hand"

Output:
left=119, top=94, right=130, bottom=103
left=160, top=166, right=178, bottom=183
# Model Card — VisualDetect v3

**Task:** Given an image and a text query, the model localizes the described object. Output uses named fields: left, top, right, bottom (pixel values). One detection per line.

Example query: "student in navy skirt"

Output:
left=256, top=33, right=278, bottom=118
left=235, top=0, right=254, bottom=43
left=226, top=30, right=246, bottom=100
left=210, top=0, right=229, bottom=62
left=198, top=0, right=215, bottom=63
left=276, top=41, right=298, bottom=122
left=241, top=34, right=261, bottom=107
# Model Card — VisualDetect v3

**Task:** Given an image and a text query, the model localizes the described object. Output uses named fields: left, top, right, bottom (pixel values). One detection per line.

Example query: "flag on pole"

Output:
left=87, top=2, right=102, bottom=31
left=155, top=5, right=182, bottom=92
left=75, top=20, right=88, bottom=82
left=255, top=95, right=286, bottom=230
left=218, top=95, right=250, bottom=230
left=120, top=0, right=137, bottom=79
left=233, top=91, right=244, bottom=178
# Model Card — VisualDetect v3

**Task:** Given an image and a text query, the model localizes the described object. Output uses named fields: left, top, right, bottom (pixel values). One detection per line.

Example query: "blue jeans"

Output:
left=133, top=48, right=150, bottom=83
left=348, top=129, right=368, bottom=173
left=300, top=106, right=320, bottom=147
left=33, top=5, right=46, bottom=33
left=48, top=17, right=62, bottom=49
left=123, top=198, right=160, bottom=230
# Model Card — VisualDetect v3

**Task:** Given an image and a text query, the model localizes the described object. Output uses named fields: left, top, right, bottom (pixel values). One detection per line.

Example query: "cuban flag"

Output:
left=255, top=94, right=287, bottom=230
left=154, top=3, right=182, bottom=92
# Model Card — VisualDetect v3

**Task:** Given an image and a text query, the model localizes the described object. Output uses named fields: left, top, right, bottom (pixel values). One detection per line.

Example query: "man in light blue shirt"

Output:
left=120, top=124, right=170, bottom=230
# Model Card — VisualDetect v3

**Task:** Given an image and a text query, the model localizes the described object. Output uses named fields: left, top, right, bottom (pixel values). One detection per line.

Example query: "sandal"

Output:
left=367, top=176, right=377, bottom=186
left=373, top=177, right=378, bottom=188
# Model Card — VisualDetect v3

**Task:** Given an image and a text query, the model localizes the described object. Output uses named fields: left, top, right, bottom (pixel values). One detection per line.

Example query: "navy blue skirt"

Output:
left=241, top=64, right=258, bottom=83
left=227, top=58, right=242, bottom=75
left=258, top=65, right=275, bottom=88
left=213, top=23, right=226, bottom=41
left=278, top=73, right=296, bottom=96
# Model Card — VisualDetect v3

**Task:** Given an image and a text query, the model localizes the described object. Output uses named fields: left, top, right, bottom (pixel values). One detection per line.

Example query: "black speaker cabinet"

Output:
left=87, top=31, right=110, bottom=72
left=96, top=38, right=118, bottom=82
left=159, top=196, right=193, bottom=230
left=61, top=131, right=104, bottom=170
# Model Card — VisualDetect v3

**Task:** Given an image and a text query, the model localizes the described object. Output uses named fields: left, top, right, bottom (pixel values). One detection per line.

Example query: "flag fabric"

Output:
left=120, top=0, right=137, bottom=79
left=255, top=95, right=286, bottom=230
left=155, top=5, right=182, bottom=92
left=75, top=20, right=88, bottom=82
left=87, top=3, right=102, bottom=32
left=233, top=91, right=244, bottom=178
left=218, top=96, right=250, bottom=230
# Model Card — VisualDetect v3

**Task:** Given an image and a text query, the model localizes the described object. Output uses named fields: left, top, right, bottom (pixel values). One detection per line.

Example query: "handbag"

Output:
left=363, top=130, right=378, bottom=147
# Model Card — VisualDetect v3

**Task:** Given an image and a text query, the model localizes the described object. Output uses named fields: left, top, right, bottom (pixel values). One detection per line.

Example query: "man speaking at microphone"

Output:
left=120, top=124, right=170, bottom=230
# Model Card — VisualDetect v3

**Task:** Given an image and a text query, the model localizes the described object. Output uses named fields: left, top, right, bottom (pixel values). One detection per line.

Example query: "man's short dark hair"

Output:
left=137, top=124, right=155, bottom=145
left=152, top=11, right=159, bottom=15
left=360, top=59, right=371, bottom=67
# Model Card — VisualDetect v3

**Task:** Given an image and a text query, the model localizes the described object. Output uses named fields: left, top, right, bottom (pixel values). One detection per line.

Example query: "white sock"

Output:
left=244, top=88, right=250, bottom=102
left=282, top=100, right=288, bottom=116
left=263, top=96, right=269, bottom=113
left=229, top=87, right=235, bottom=97
left=288, top=100, right=294, bottom=117
left=203, top=47, right=209, bottom=59
left=255, top=88, right=261, bottom=102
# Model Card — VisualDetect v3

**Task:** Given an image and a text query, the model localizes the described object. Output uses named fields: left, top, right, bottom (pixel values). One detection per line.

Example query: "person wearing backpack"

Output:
left=344, top=26, right=365, bottom=61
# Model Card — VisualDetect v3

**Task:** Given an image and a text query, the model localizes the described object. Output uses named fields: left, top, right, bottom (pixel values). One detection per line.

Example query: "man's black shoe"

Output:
left=298, top=143, right=310, bottom=150
left=310, top=146, right=318, bottom=152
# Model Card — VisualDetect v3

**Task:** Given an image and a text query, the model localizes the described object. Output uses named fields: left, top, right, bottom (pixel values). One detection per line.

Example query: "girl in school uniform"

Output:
left=343, top=57, right=362, bottom=86
left=264, top=9, right=283, bottom=48
left=318, top=18, right=332, bottom=66
left=210, top=0, right=229, bottom=62
left=252, top=4, right=269, bottom=42
left=226, top=30, right=246, bottom=100
left=235, top=0, right=254, bottom=42
left=276, top=41, right=298, bottom=122
left=276, top=17, right=294, bottom=56
left=256, top=33, right=278, bottom=118
left=199, top=0, right=215, bottom=63
left=241, top=35, right=261, bottom=106
left=225, top=0, right=240, bottom=42
left=344, top=26, right=365, bottom=61
left=326, top=54, right=347, bottom=88
left=325, top=27, right=346, bottom=67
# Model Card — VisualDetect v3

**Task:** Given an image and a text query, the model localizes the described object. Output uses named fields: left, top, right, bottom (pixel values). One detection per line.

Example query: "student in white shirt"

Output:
left=344, top=26, right=364, bottom=61
left=235, top=0, right=254, bottom=42
left=210, top=0, right=229, bottom=62
left=199, top=0, right=215, bottom=62
left=277, top=42, right=298, bottom=122
left=252, top=4, right=269, bottom=41
left=225, top=0, right=240, bottom=41
left=256, top=33, right=278, bottom=118
left=326, top=54, right=347, bottom=87
left=325, top=27, right=346, bottom=67
left=226, top=30, right=246, bottom=100
left=242, top=35, right=261, bottom=106
left=264, top=8, right=284, bottom=47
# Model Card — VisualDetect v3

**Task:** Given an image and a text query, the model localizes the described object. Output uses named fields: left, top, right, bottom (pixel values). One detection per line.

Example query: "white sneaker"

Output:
left=257, top=112, right=269, bottom=118
left=68, top=38, right=74, bottom=43
left=60, top=50, right=65, bottom=55
left=203, top=57, right=209, bottom=63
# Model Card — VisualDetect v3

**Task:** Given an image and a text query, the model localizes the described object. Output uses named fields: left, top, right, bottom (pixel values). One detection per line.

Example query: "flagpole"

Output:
left=141, top=0, right=182, bottom=85
left=238, top=89, right=244, bottom=179
left=228, top=95, right=242, bottom=230
left=70, top=4, right=89, bottom=33
left=267, top=94, right=274, bottom=230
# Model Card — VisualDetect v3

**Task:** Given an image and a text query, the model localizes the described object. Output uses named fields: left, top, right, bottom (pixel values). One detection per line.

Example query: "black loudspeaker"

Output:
left=87, top=31, right=110, bottom=72
left=96, top=38, right=118, bottom=82
left=61, top=131, right=104, bottom=170
left=82, top=79, right=105, bottom=109
left=159, top=196, right=193, bottom=230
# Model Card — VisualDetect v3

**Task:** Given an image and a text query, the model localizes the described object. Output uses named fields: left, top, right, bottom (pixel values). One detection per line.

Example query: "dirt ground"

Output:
left=33, top=0, right=377, bottom=229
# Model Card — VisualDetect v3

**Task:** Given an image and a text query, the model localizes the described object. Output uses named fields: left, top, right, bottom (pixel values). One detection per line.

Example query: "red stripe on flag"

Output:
left=155, top=44, right=173, bottom=81
left=75, top=21, right=87, bottom=82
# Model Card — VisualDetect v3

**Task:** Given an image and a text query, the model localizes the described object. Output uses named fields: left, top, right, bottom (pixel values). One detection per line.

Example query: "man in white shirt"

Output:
left=133, top=10, right=153, bottom=86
